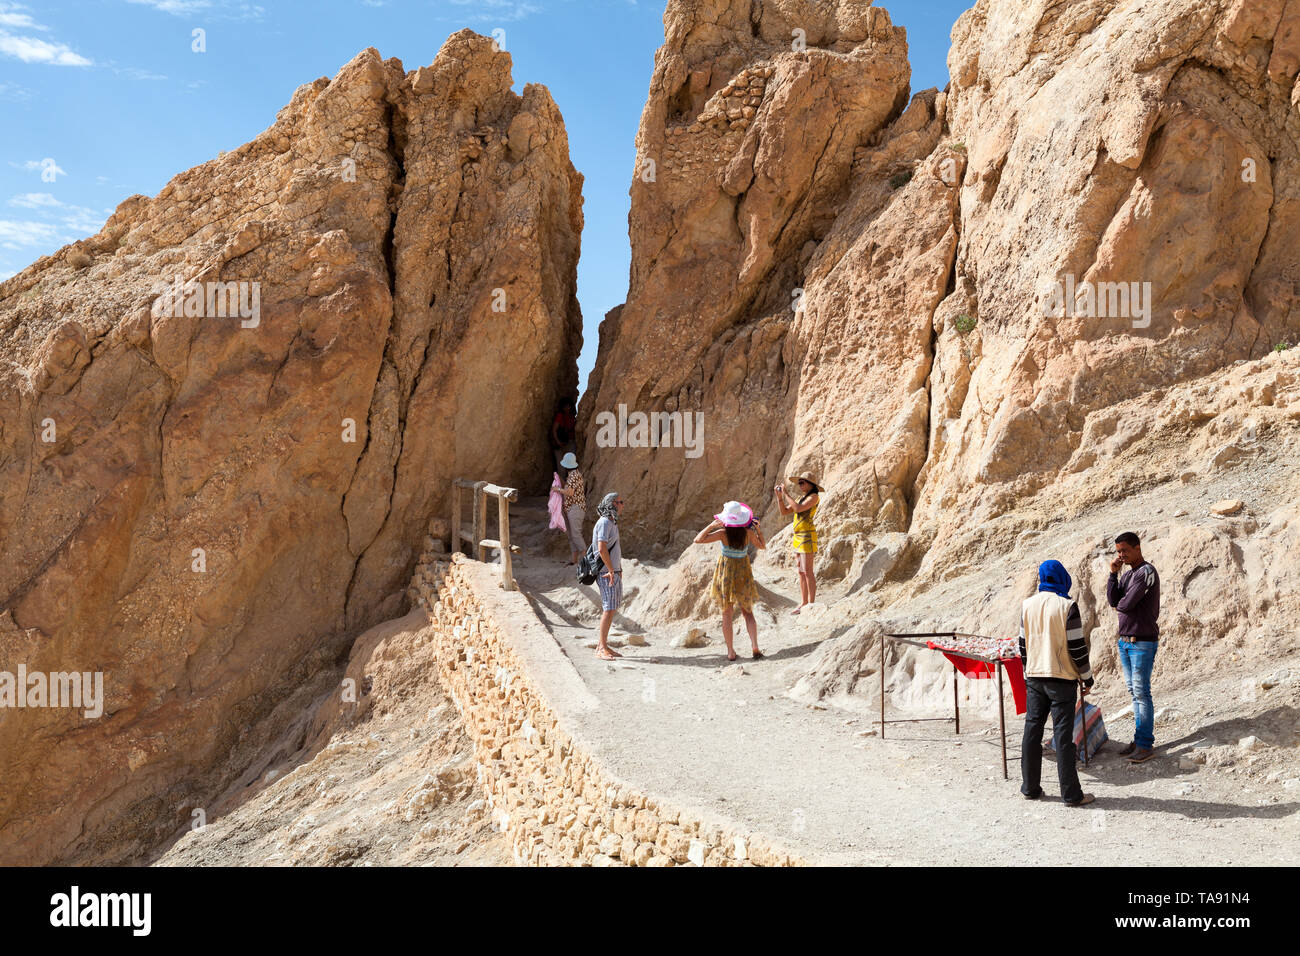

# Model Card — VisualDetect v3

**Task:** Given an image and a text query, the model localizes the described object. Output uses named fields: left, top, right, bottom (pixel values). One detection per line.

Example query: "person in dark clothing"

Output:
left=1107, top=531, right=1161, bottom=764
left=1019, top=559, right=1095, bottom=806
left=549, top=397, right=578, bottom=477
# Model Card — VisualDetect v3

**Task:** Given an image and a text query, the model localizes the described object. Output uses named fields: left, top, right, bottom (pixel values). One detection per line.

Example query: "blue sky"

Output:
left=0, top=0, right=973, bottom=386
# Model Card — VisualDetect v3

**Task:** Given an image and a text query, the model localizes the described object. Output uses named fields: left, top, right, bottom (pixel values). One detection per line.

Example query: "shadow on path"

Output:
left=638, top=639, right=825, bottom=670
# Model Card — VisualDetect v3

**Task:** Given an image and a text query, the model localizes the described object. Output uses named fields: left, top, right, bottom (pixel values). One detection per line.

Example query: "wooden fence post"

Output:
left=498, top=493, right=513, bottom=590
left=450, top=482, right=461, bottom=556
left=475, top=481, right=488, bottom=563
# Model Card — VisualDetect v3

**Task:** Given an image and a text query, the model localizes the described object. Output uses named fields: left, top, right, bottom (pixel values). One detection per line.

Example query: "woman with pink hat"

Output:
left=693, top=501, right=767, bottom=661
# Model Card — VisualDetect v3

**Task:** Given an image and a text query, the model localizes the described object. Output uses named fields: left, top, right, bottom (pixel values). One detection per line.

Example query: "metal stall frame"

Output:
left=880, top=632, right=1015, bottom=780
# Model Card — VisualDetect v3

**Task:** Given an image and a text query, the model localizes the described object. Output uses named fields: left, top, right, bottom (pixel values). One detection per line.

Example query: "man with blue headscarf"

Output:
left=1018, top=559, right=1096, bottom=806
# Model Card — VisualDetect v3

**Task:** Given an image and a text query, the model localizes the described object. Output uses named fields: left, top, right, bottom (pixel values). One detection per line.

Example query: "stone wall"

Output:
left=406, top=551, right=803, bottom=867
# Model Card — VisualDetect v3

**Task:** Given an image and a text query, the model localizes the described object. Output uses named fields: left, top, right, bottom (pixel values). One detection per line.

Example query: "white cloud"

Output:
left=446, top=0, right=543, bottom=23
left=124, top=0, right=265, bottom=19
left=0, top=270, right=15, bottom=280
left=0, top=80, right=33, bottom=100
left=124, top=0, right=213, bottom=13
left=0, top=219, right=57, bottom=246
left=4, top=190, right=107, bottom=243
left=114, top=65, right=168, bottom=81
left=0, top=5, right=91, bottom=65
left=60, top=206, right=107, bottom=235
left=0, top=2, right=43, bottom=30
left=10, top=191, right=61, bottom=208
left=0, top=30, right=91, bottom=64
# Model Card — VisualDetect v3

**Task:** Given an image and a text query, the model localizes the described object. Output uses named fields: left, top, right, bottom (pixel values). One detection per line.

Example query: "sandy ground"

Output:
left=508, top=496, right=1300, bottom=866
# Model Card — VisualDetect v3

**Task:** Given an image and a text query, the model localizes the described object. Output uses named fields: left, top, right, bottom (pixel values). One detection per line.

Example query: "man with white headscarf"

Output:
left=592, top=491, right=624, bottom=661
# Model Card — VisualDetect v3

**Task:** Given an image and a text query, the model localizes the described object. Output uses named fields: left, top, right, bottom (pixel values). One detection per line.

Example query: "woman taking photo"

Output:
left=774, top=470, right=821, bottom=614
left=693, top=501, right=766, bottom=661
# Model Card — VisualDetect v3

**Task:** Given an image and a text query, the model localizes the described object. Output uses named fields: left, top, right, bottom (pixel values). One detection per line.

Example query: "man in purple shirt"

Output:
left=1107, top=531, right=1161, bottom=763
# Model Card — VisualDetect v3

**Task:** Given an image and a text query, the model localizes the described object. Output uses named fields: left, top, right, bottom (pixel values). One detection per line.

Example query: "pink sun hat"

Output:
left=714, top=500, right=754, bottom=527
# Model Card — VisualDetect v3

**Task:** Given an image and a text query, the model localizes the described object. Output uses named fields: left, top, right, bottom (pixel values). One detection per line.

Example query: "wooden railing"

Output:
left=451, top=478, right=520, bottom=590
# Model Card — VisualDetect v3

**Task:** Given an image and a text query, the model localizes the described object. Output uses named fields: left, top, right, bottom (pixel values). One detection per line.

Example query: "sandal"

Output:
left=751, top=650, right=764, bottom=660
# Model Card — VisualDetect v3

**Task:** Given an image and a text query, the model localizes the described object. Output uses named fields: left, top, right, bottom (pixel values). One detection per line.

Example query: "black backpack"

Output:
left=576, top=542, right=602, bottom=585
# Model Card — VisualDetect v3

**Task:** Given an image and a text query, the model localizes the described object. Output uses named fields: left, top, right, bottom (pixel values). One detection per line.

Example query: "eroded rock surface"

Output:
left=0, top=32, right=581, bottom=865
left=584, top=0, right=1300, bottom=572
left=580, top=0, right=925, bottom=552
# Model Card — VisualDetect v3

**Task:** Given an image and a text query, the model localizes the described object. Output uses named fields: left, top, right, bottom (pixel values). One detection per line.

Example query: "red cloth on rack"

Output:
left=933, top=649, right=1028, bottom=716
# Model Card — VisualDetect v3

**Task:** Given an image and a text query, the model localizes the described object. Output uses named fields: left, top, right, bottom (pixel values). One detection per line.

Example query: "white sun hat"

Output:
left=560, top=452, right=578, bottom=470
left=714, top=500, right=754, bottom=527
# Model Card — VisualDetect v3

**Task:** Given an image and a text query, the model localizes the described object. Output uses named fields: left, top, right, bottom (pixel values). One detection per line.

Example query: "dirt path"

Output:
left=507, top=498, right=1300, bottom=865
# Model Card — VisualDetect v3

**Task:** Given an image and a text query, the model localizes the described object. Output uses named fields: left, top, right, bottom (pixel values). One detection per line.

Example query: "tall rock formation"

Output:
left=579, top=0, right=934, bottom=553
left=913, top=0, right=1300, bottom=569
left=0, top=32, right=582, bottom=864
left=584, top=0, right=1300, bottom=576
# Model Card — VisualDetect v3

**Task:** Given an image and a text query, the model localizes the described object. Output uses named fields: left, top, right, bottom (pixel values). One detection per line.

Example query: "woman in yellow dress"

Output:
left=694, top=500, right=766, bottom=661
left=774, top=470, right=821, bottom=614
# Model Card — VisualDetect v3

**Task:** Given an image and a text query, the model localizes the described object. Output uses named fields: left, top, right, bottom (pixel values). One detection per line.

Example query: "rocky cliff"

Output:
left=580, top=0, right=1300, bottom=720
left=914, top=0, right=1300, bottom=572
left=578, top=0, right=931, bottom=554
left=582, top=0, right=1300, bottom=562
left=0, top=32, right=582, bottom=864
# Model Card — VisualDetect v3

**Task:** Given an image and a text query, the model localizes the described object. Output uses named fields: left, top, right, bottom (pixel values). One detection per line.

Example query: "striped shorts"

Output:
left=597, top=571, right=622, bottom=611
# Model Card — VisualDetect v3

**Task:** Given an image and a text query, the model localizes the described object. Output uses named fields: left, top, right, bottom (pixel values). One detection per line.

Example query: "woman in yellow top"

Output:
left=774, top=470, right=821, bottom=614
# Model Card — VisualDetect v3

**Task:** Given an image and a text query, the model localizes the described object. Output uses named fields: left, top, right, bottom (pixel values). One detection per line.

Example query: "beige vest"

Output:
left=1021, top=591, right=1080, bottom=681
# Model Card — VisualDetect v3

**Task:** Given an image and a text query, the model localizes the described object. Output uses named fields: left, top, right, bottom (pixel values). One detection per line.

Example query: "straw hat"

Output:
left=560, top=452, right=578, bottom=470
left=785, top=470, right=823, bottom=492
left=714, top=500, right=754, bottom=527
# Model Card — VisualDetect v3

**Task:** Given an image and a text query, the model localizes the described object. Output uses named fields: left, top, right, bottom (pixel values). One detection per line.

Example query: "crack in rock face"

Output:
left=0, top=32, right=581, bottom=865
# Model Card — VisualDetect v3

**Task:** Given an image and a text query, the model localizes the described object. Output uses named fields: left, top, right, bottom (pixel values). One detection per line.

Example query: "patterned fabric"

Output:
left=597, top=569, right=622, bottom=611
left=927, top=633, right=1019, bottom=660
left=791, top=501, right=818, bottom=554
left=563, top=469, right=586, bottom=511
left=711, top=552, right=758, bottom=612
left=1046, top=700, right=1109, bottom=761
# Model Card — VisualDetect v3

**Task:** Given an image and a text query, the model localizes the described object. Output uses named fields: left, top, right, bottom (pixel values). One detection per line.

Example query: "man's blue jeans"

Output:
left=1117, top=639, right=1158, bottom=749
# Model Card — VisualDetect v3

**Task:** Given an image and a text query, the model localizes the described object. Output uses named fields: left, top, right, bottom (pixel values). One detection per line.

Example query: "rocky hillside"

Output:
left=582, top=0, right=1300, bottom=559
left=579, top=0, right=1300, bottom=727
left=0, top=33, right=582, bottom=865
left=3, top=0, right=1297, bottom=866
